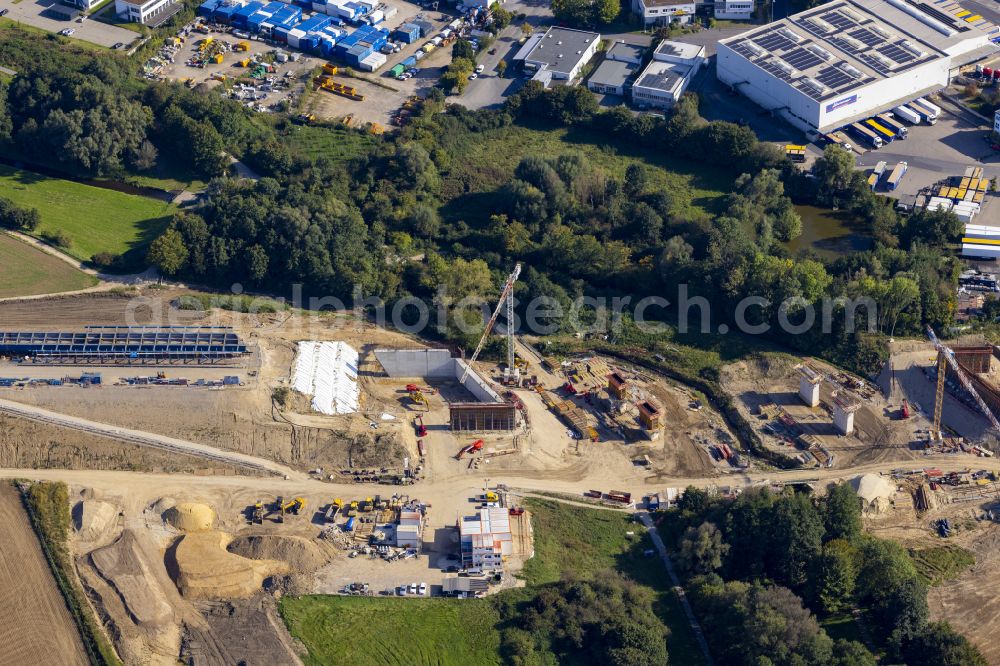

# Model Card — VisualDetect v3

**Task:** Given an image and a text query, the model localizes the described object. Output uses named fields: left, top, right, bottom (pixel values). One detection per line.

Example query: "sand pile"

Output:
left=169, top=531, right=289, bottom=600
left=73, top=500, right=117, bottom=541
left=164, top=503, right=215, bottom=532
left=227, top=534, right=333, bottom=572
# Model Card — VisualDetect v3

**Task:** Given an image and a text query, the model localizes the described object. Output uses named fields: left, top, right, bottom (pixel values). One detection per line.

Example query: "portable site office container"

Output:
left=394, top=23, right=420, bottom=43
left=390, top=63, right=405, bottom=77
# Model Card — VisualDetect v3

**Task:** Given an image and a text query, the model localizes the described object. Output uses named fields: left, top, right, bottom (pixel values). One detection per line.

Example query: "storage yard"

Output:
left=144, top=0, right=496, bottom=125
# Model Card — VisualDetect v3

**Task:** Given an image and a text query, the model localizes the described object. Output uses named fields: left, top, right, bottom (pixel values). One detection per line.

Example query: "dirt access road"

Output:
left=0, top=397, right=301, bottom=479
left=0, top=484, right=88, bottom=665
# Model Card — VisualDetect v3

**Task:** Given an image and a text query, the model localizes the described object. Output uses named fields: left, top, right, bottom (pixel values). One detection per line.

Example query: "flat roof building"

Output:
left=653, top=39, right=705, bottom=66
left=587, top=59, right=639, bottom=95
left=716, top=0, right=999, bottom=132
left=459, top=507, right=512, bottom=572
left=715, top=0, right=754, bottom=19
left=632, top=48, right=702, bottom=109
left=514, top=27, right=601, bottom=81
left=606, top=40, right=646, bottom=64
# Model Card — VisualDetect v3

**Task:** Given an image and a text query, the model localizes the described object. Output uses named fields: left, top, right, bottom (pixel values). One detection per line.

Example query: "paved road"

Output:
left=0, top=0, right=137, bottom=49
left=0, top=397, right=301, bottom=478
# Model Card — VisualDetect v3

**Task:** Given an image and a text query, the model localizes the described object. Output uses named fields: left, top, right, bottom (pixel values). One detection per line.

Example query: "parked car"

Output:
left=475, top=64, right=485, bottom=73
left=468, top=72, right=477, bottom=80
left=397, top=585, right=407, bottom=596
left=418, top=582, right=427, bottom=596
left=0, top=8, right=9, bottom=16
left=112, top=42, right=124, bottom=49
left=407, top=582, right=418, bottom=595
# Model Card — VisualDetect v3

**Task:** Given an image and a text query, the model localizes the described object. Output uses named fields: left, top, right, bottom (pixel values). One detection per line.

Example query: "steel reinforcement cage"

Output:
left=0, top=326, right=250, bottom=365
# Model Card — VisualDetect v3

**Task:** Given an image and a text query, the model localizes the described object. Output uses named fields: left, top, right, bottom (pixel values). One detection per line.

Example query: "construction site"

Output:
left=14, top=277, right=1000, bottom=663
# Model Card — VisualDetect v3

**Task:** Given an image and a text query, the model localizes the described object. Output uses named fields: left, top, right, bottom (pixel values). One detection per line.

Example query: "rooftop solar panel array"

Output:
left=816, top=65, right=857, bottom=89
left=878, top=43, right=917, bottom=64
left=755, top=32, right=796, bottom=51
left=820, top=10, right=855, bottom=30
left=759, top=59, right=795, bottom=80
left=784, top=47, right=825, bottom=70
left=916, top=2, right=970, bottom=31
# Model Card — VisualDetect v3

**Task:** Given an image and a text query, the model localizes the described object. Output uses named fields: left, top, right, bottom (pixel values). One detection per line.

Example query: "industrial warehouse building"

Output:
left=716, top=0, right=1000, bottom=132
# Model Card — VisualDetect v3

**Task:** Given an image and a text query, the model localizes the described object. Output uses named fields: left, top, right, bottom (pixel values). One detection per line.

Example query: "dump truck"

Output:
left=886, top=161, right=907, bottom=191
left=417, top=439, right=426, bottom=457
left=585, top=489, right=603, bottom=498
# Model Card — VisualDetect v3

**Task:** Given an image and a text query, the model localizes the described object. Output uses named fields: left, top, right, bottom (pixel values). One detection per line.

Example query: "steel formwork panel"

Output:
left=0, top=327, right=249, bottom=363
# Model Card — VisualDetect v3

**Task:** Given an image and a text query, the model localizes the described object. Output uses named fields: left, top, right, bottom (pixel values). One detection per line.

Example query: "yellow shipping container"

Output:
left=213, top=53, right=224, bottom=64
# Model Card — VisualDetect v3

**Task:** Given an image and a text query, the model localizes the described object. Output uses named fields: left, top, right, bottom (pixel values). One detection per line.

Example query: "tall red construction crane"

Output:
left=459, top=263, right=521, bottom=384
left=926, top=325, right=1000, bottom=439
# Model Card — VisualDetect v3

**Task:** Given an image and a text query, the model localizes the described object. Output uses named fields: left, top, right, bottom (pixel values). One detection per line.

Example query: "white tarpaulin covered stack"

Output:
left=292, top=341, right=359, bottom=415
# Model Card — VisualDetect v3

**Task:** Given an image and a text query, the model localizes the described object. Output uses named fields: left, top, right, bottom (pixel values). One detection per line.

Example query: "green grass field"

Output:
left=0, top=233, right=97, bottom=297
left=439, top=120, right=732, bottom=226
left=281, top=499, right=705, bottom=666
left=909, top=545, right=976, bottom=585
left=283, top=124, right=382, bottom=164
left=280, top=596, right=502, bottom=666
left=0, top=165, right=175, bottom=265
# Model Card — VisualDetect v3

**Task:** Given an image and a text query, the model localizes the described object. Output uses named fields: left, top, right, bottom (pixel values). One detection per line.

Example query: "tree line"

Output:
left=666, top=483, right=985, bottom=665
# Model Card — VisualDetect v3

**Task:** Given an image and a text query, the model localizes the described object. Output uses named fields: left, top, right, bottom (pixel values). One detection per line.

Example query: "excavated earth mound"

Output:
left=227, top=534, right=334, bottom=573
left=168, top=531, right=289, bottom=600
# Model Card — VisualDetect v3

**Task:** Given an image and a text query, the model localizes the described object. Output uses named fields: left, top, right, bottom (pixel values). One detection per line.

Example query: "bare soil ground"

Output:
left=927, top=525, right=1000, bottom=664
left=722, top=354, right=930, bottom=469
left=0, top=484, right=88, bottom=666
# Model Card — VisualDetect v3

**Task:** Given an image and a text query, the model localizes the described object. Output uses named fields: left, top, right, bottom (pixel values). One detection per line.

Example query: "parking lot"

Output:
left=0, top=0, right=138, bottom=48
left=851, top=97, right=999, bottom=206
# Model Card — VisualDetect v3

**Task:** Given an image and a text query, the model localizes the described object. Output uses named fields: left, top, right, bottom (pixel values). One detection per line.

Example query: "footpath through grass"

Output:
left=0, top=165, right=175, bottom=265
left=281, top=498, right=705, bottom=665
left=0, top=233, right=96, bottom=298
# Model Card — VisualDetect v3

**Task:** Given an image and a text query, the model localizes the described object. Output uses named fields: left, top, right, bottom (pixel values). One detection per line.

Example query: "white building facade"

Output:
left=115, top=0, right=177, bottom=23
left=632, top=0, right=695, bottom=26
left=716, top=0, right=998, bottom=132
left=714, top=0, right=753, bottom=20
